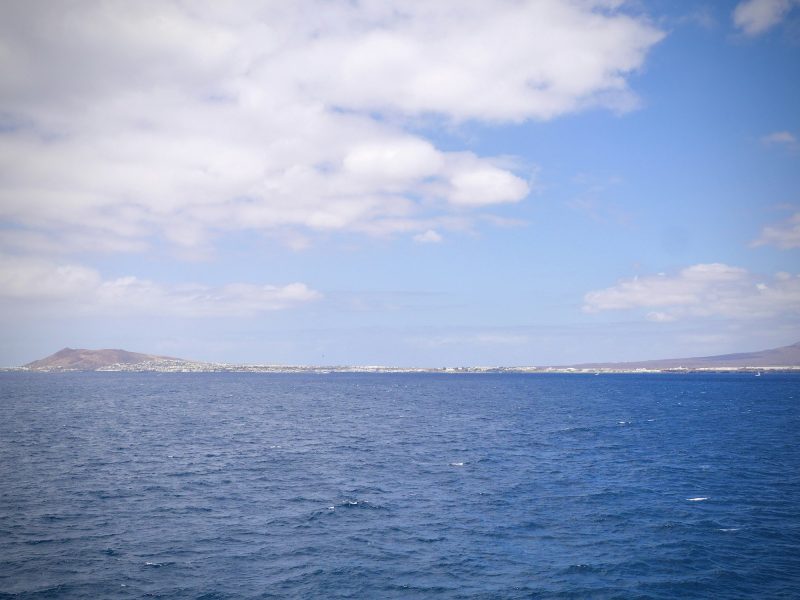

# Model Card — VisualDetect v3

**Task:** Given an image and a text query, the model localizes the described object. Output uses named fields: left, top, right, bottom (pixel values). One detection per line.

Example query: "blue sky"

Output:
left=1, top=0, right=799, bottom=366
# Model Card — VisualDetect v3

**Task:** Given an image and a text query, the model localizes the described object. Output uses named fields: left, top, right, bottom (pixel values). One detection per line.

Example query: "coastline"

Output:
left=5, top=362, right=800, bottom=375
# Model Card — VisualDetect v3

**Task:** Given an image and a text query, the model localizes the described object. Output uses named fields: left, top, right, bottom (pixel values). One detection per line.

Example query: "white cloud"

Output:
left=343, top=138, right=444, bottom=183
left=0, top=255, right=320, bottom=316
left=753, top=212, right=800, bottom=248
left=0, top=257, right=102, bottom=300
left=0, top=1, right=663, bottom=253
left=299, top=1, right=663, bottom=121
left=413, top=230, right=443, bottom=244
left=447, top=163, right=531, bottom=206
left=733, top=0, right=799, bottom=35
left=584, top=263, right=800, bottom=320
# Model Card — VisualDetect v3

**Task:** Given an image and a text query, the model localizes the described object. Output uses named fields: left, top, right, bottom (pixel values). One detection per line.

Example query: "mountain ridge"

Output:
left=569, top=341, right=800, bottom=370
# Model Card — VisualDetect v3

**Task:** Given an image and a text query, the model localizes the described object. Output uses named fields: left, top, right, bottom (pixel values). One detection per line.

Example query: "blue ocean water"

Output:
left=0, top=372, right=798, bottom=599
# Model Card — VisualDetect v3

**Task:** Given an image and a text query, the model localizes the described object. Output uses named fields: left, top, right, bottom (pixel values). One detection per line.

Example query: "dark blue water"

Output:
left=1, top=372, right=798, bottom=598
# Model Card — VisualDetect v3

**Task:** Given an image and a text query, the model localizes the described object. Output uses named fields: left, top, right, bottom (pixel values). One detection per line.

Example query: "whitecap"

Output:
left=449, top=462, right=465, bottom=467
left=687, top=497, right=708, bottom=502
left=144, top=560, right=174, bottom=567
left=718, top=528, right=739, bottom=532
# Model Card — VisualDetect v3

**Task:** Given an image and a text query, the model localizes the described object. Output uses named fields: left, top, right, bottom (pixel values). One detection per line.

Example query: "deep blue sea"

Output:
left=1, top=372, right=799, bottom=599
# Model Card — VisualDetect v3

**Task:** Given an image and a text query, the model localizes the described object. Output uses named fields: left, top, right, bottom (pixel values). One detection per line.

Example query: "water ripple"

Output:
left=1, top=371, right=798, bottom=598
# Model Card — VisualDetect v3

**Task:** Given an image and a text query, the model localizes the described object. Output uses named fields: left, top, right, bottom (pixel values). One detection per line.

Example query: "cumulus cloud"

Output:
left=733, top=0, right=799, bottom=35
left=583, top=263, right=800, bottom=320
left=0, top=255, right=320, bottom=316
left=0, top=1, right=662, bottom=253
left=753, top=212, right=800, bottom=248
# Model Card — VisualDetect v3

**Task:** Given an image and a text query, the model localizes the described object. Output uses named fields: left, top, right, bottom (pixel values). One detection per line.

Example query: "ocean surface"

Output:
left=0, top=372, right=798, bottom=599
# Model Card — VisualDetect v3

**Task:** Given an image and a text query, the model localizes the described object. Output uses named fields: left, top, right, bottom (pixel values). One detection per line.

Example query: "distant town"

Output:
left=10, top=358, right=800, bottom=375
left=7, top=343, right=800, bottom=374
left=93, top=363, right=800, bottom=374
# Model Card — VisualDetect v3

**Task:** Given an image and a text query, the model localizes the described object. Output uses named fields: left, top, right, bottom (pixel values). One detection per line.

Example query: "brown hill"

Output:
left=24, top=347, right=184, bottom=371
left=572, top=341, right=800, bottom=370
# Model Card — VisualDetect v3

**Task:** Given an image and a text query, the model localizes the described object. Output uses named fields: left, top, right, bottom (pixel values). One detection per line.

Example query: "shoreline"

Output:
left=5, top=363, right=800, bottom=375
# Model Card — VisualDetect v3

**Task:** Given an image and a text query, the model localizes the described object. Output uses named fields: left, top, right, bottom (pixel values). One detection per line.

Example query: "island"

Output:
left=8, top=342, right=800, bottom=374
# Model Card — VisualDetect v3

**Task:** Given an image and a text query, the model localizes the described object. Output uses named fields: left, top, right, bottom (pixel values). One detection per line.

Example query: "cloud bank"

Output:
left=584, top=263, right=800, bottom=321
left=0, top=255, right=320, bottom=317
left=0, top=1, right=663, bottom=254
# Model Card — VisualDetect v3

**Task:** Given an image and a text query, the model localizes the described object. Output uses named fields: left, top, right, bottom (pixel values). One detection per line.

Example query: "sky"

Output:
left=1, top=0, right=799, bottom=367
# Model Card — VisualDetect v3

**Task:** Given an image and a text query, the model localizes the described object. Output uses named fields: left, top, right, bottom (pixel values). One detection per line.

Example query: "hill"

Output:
left=571, top=341, right=800, bottom=370
left=24, top=348, right=186, bottom=371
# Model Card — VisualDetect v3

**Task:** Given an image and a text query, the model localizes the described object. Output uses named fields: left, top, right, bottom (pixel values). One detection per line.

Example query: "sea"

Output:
left=0, top=371, right=798, bottom=599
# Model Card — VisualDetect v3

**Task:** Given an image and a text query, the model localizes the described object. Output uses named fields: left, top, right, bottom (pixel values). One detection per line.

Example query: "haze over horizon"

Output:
left=1, top=0, right=799, bottom=367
